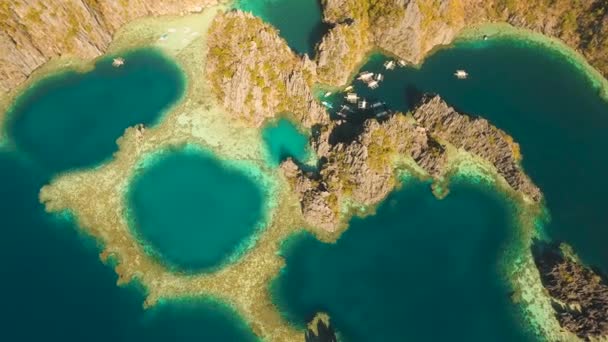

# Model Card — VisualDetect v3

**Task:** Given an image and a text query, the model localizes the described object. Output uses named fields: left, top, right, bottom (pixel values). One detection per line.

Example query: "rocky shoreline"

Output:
left=205, top=11, right=327, bottom=128
left=0, top=0, right=230, bottom=94
left=316, top=0, right=608, bottom=86
left=282, top=95, right=541, bottom=232
left=533, top=242, right=608, bottom=340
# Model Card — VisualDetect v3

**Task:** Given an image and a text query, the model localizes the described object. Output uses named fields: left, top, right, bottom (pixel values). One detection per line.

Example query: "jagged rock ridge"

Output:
left=413, top=95, right=541, bottom=201
left=282, top=95, right=537, bottom=232
left=533, top=242, right=608, bottom=340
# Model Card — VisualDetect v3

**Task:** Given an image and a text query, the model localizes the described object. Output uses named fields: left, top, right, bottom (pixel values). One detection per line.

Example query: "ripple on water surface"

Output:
left=6, top=48, right=185, bottom=173
left=127, top=146, right=266, bottom=272
left=272, top=179, right=535, bottom=341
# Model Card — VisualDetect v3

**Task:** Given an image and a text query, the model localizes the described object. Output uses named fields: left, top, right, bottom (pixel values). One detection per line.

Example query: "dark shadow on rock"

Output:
left=305, top=319, right=337, bottom=342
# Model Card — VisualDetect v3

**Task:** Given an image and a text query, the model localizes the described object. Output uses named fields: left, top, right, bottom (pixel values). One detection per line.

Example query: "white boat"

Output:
left=368, top=80, right=379, bottom=89
left=112, top=57, right=125, bottom=67
left=345, top=93, right=359, bottom=103
left=344, top=85, right=354, bottom=92
left=384, top=60, right=396, bottom=70
left=357, top=72, right=374, bottom=82
left=358, top=99, right=368, bottom=109
left=321, top=101, right=333, bottom=109
left=375, top=73, right=384, bottom=82
left=454, top=70, right=468, bottom=79
left=324, top=91, right=332, bottom=98
left=398, top=60, right=407, bottom=67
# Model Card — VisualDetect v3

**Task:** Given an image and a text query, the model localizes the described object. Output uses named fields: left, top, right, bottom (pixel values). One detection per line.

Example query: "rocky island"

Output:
left=1, top=0, right=608, bottom=342
left=533, top=242, right=608, bottom=340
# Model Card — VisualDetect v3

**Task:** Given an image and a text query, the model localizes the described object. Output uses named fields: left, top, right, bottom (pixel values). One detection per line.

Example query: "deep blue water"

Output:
left=1, top=49, right=258, bottom=341
left=234, top=0, right=328, bottom=56
left=127, top=146, right=265, bottom=272
left=262, top=117, right=311, bottom=166
left=5, top=48, right=185, bottom=173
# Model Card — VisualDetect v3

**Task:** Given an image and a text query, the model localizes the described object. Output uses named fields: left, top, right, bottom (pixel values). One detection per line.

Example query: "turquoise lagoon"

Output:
left=273, top=178, right=534, bottom=341
left=0, top=49, right=258, bottom=340
left=262, top=117, right=312, bottom=166
left=272, top=36, right=608, bottom=340
left=127, top=146, right=266, bottom=272
left=6, top=48, right=184, bottom=173
left=234, top=0, right=328, bottom=56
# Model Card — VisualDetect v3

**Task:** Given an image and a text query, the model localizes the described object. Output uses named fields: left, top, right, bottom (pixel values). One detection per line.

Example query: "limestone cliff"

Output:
left=0, top=0, right=227, bottom=95
left=205, top=11, right=328, bottom=127
left=317, top=0, right=608, bottom=86
left=283, top=95, right=538, bottom=232
left=413, top=95, right=541, bottom=201
left=533, top=241, right=608, bottom=340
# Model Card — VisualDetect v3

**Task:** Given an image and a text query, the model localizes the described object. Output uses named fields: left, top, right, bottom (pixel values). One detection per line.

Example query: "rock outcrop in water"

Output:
left=282, top=113, right=447, bottom=231
left=283, top=95, right=539, bottom=231
left=317, top=0, right=608, bottom=85
left=533, top=241, right=608, bottom=340
left=206, top=11, right=328, bottom=127
left=413, top=95, right=542, bottom=201
left=305, top=313, right=338, bottom=342
left=0, top=0, right=226, bottom=94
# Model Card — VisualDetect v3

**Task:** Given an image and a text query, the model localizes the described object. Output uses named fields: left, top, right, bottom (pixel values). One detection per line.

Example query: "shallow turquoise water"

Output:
left=1, top=48, right=257, bottom=340
left=262, top=117, right=311, bottom=166
left=127, top=146, right=265, bottom=272
left=0, top=150, right=258, bottom=341
left=234, top=0, right=328, bottom=56
left=273, top=179, right=534, bottom=341
left=324, top=38, right=608, bottom=275
left=6, top=48, right=185, bottom=173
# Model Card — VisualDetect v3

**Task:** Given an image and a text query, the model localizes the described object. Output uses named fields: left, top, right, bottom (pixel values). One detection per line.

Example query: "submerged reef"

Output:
left=282, top=95, right=541, bottom=232
left=533, top=242, right=608, bottom=340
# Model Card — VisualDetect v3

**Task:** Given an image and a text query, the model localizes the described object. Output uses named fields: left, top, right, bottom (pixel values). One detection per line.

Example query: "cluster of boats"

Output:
left=320, top=58, right=468, bottom=121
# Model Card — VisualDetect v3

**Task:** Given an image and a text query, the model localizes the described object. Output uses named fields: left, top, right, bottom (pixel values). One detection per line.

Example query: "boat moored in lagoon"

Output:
left=112, top=57, right=125, bottom=67
left=454, top=70, right=469, bottom=79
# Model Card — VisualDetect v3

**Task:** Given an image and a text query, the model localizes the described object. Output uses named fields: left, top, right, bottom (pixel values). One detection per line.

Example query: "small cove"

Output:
left=272, top=178, right=534, bottom=341
left=262, top=117, right=312, bottom=167
left=126, top=145, right=266, bottom=272
left=234, top=0, right=328, bottom=56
